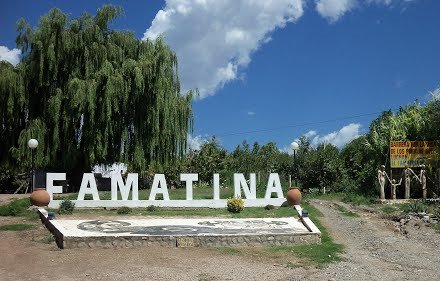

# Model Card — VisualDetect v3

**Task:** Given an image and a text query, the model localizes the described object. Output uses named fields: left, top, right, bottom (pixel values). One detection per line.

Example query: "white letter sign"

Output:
left=180, top=173, right=198, bottom=200
left=111, top=173, right=138, bottom=200
left=149, top=174, right=170, bottom=200
left=78, top=173, right=100, bottom=200
left=264, top=173, right=283, bottom=199
left=46, top=173, right=65, bottom=201
left=234, top=173, right=256, bottom=199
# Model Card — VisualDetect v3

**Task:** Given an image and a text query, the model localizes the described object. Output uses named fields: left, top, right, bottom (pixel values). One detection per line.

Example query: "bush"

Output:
left=401, top=200, right=428, bottom=214
left=117, top=206, right=132, bottom=215
left=147, top=205, right=158, bottom=212
left=0, top=198, right=31, bottom=216
left=58, top=200, right=75, bottom=214
left=0, top=205, right=20, bottom=216
left=227, top=197, right=244, bottom=213
left=264, top=204, right=275, bottom=210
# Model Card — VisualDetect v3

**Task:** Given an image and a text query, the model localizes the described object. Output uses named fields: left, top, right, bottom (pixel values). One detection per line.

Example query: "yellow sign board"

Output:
left=390, top=141, right=438, bottom=168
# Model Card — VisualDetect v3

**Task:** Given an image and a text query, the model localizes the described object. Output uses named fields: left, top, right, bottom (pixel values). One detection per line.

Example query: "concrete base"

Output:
left=38, top=209, right=321, bottom=249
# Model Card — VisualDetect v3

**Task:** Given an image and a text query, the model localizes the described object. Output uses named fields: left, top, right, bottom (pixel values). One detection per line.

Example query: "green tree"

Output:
left=341, top=136, right=377, bottom=195
left=185, top=138, right=227, bottom=183
left=1, top=5, right=193, bottom=180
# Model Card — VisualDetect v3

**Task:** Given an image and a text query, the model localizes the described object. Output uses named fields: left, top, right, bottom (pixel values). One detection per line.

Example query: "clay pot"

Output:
left=30, top=188, right=51, bottom=207
left=286, top=187, right=302, bottom=206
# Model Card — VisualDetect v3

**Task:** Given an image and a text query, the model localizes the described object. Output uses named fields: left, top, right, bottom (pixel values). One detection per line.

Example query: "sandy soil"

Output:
left=1, top=194, right=439, bottom=280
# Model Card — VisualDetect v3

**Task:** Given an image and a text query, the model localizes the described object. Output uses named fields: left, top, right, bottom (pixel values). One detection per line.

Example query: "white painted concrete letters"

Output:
left=48, top=172, right=290, bottom=208
left=77, top=173, right=100, bottom=200
left=234, top=173, right=256, bottom=199
left=180, top=173, right=198, bottom=200
left=46, top=173, right=66, bottom=201
left=111, top=173, right=138, bottom=201
left=264, top=173, right=284, bottom=199
left=213, top=173, right=220, bottom=200
left=149, top=174, right=170, bottom=200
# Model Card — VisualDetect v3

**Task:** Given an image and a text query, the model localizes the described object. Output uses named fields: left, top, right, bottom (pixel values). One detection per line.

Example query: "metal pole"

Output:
left=294, top=150, right=298, bottom=186
left=31, top=149, right=35, bottom=192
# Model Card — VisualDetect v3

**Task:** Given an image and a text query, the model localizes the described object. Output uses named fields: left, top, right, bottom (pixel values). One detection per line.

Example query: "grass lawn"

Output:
left=264, top=200, right=344, bottom=267
left=0, top=223, right=34, bottom=231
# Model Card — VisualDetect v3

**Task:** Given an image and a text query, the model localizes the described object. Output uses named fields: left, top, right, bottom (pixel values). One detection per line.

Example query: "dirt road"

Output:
left=1, top=196, right=439, bottom=280
left=307, top=200, right=440, bottom=281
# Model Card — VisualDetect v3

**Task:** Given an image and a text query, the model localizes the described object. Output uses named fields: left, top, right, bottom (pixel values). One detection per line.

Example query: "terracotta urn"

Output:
left=30, top=188, right=51, bottom=207
left=286, top=187, right=302, bottom=206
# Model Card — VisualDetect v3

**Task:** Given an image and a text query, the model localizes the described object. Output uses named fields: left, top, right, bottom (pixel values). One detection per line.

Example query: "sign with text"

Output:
left=390, top=141, right=438, bottom=168
left=47, top=172, right=287, bottom=209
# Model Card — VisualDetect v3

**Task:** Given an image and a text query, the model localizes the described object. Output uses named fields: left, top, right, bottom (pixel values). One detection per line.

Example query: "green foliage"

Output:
left=0, top=198, right=31, bottom=216
left=270, top=200, right=343, bottom=266
left=58, top=200, right=75, bottom=214
left=226, top=196, right=244, bottom=213
left=1, top=5, right=193, bottom=181
left=400, top=200, right=428, bottom=214
left=264, top=204, right=275, bottom=210
left=186, top=138, right=227, bottom=183
left=0, top=205, right=20, bottom=216
left=342, top=193, right=376, bottom=205
left=117, top=206, right=132, bottom=214
left=297, top=142, right=346, bottom=192
left=0, top=223, right=34, bottom=231
left=381, top=205, right=398, bottom=214
left=146, top=205, right=158, bottom=212
left=341, top=136, right=377, bottom=196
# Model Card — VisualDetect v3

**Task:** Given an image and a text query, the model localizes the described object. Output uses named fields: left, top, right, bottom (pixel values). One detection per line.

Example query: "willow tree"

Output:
left=2, top=5, right=193, bottom=175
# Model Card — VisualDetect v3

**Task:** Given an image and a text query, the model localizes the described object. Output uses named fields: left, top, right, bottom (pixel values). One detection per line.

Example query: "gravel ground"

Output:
left=1, top=194, right=439, bottom=280
left=306, top=200, right=440, bottom=281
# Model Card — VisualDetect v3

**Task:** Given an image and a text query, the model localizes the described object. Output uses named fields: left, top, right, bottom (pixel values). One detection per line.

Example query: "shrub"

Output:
left=264, top=204, right=275, bottom=210
left=0, top=205, right=20, bottom=216
left=227, top=197, right=244, bottom=213
left=147, top=205, right=158, bottom=212
left=401, top=200, right=428, bottom=214
left=117, top=206, right=132, bottom=215
left=0, top=198, right=31, bottom=216
left=58, top=200, right=75, bottom=214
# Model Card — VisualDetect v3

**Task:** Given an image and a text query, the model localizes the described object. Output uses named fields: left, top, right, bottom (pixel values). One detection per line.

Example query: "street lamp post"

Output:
left=28, top=139, right=38, bottom=193
left=290, top=141, right=299, bottom=186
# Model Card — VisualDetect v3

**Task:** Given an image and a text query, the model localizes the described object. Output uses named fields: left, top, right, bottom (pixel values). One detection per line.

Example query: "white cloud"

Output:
left=0, top=46, right=21, bottom=66
left=316, top=0, right=415, bottom=23
left=366, top=0, right=415, bottom=6
left=316, top=0, right=358, bottom=23
left=187, top=134, right=207, bottom=151
left=144, top=0, right=304, bottom=98
left=304, top=130, right=317, bottom=138
left=310, top=123, right=362, bottom=147
left=429, top=86, right=440, bottom=101
left=367, top=0, right=393, bottom=5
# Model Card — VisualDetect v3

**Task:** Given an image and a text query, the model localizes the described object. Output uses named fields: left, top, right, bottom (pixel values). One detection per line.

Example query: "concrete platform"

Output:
left=38, top=209, right=321, bottom=249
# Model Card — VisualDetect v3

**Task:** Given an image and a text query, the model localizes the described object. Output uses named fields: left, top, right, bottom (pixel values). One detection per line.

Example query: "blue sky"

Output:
left=1, top=0, right=439, bottom=152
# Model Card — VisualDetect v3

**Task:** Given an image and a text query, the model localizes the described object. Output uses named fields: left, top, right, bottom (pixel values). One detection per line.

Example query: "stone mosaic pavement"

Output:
left=54, top=217, right=310, bottom=237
